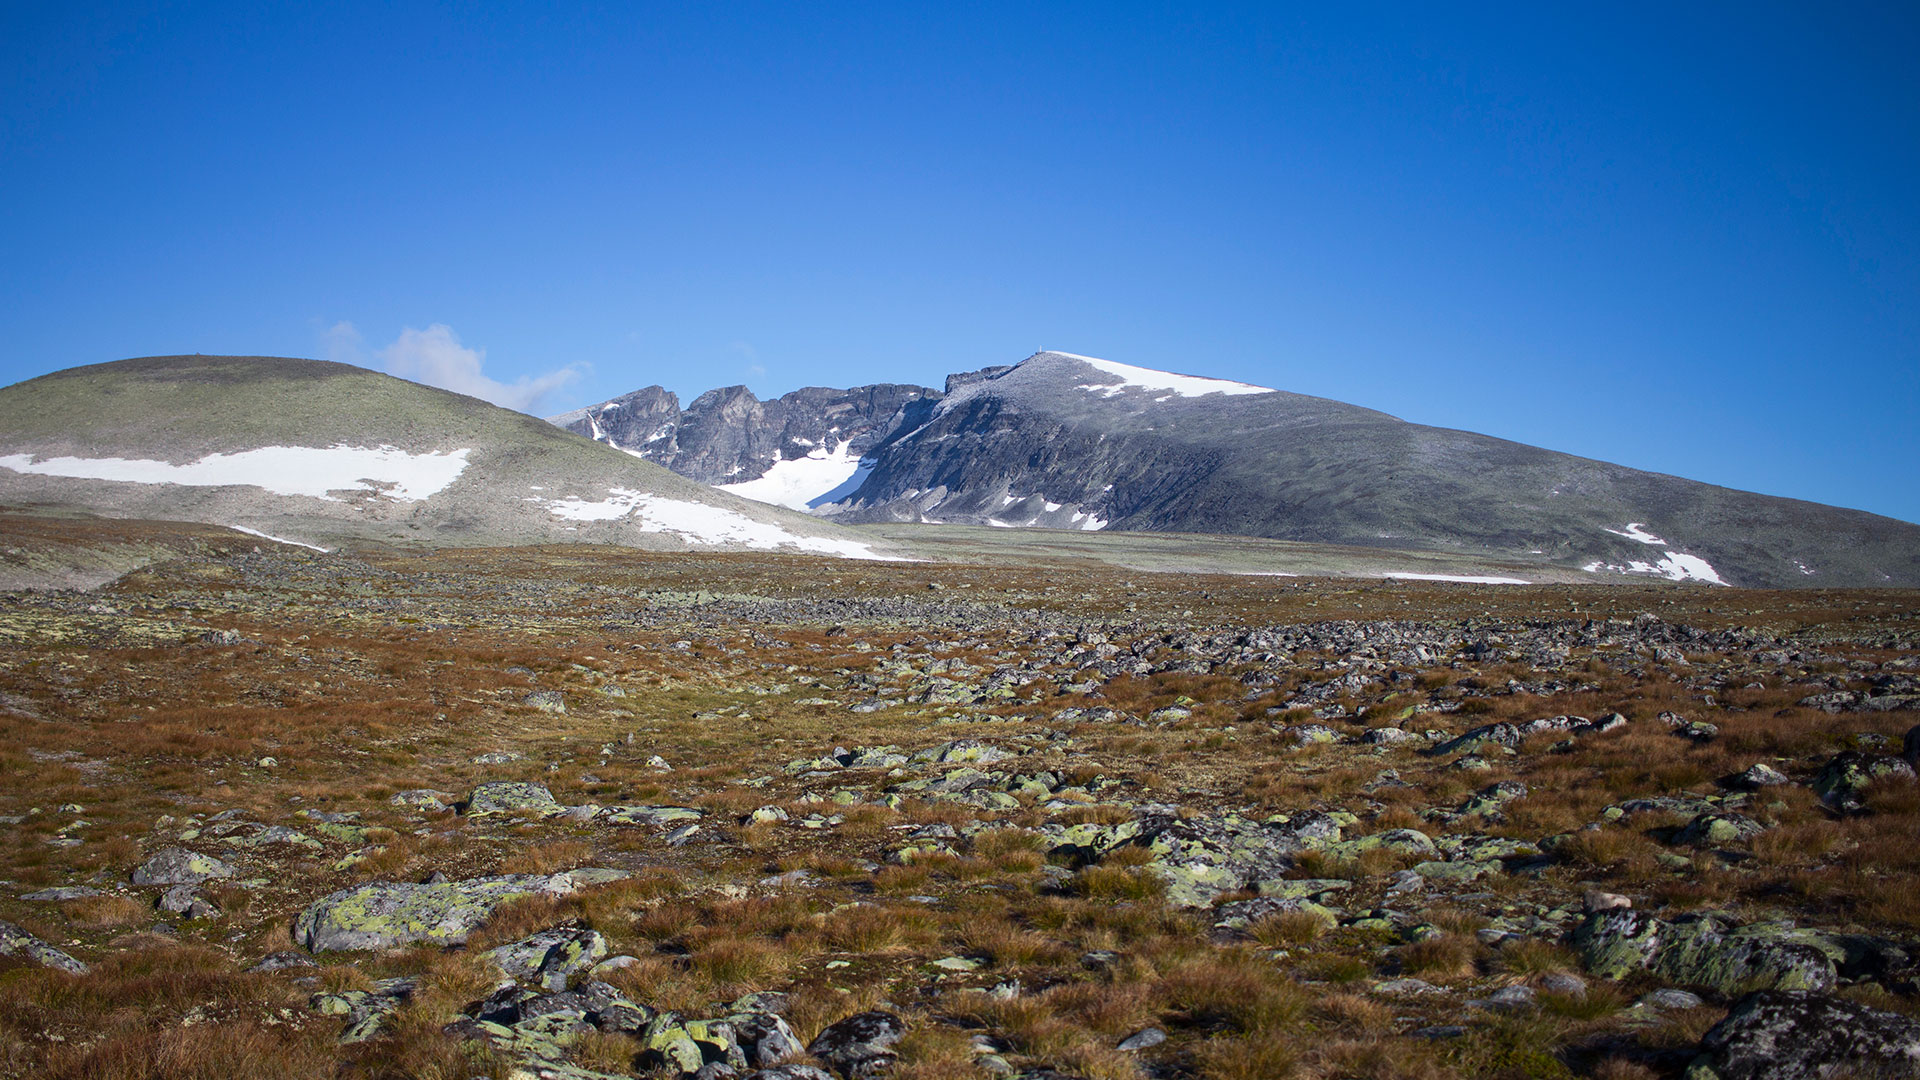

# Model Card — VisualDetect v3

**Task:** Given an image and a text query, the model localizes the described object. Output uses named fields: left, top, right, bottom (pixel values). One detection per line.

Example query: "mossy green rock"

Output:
left=1677, top=812, right=1767, bottom=847
left=488, top=926, right=609, bottom=991
left=1573, top=910, right=1837, bottom=994
left=1811, top=752, right=1915, bottom=808
left=602, top=805, right=702, bottom=826
left=466, top=782, right=565, bottom=816
left=131, top=845, right=236, bottom=886
left=294, top=873, right=552, bottom=952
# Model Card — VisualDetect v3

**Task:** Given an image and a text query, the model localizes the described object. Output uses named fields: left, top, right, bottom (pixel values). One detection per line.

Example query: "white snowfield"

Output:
left=0, top=446, right=471, bottom=502
left=227, top=525, right=330, bottom=553
left=1582, top=552, right=1728, bottom=585
left=1582, top=523, right=1728, bottom=585
left=540, top=488, right=892, bottom=559
left=719, top=442, right=872, bottom=511
left=1064, top=354, right=1274, bottom=399
left=1381, top=572, right=1532, bottom=585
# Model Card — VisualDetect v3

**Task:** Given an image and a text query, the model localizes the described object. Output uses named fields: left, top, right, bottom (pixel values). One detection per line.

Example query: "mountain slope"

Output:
left=0, top=355, right=900, bottom=559
left=556, top=351, right=1920, bottom=588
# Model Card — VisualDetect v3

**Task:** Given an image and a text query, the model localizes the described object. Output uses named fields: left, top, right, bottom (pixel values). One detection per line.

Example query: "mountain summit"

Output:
left=553, top=351, right=1920, bottom=587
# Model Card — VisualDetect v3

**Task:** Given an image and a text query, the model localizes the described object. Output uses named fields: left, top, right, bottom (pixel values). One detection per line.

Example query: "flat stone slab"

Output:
left=294, top=874, right=554, bottom=952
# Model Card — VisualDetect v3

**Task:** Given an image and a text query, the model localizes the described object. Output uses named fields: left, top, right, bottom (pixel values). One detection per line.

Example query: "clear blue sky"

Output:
left=3, top=2, right=1916, bottom=523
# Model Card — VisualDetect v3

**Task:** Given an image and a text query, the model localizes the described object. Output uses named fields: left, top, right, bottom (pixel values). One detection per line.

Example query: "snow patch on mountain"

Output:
left=227, top=525, right=331, bottom=552
left=1582, top=552, right=1728, bottom=586
left=719, top=442, right=871, bottom=511
left=540, top=488, right=891, bottom=559
left=0, top=446, right=471, bottom=502
left=1070, top=355, right=1274, bottom=399
left=1604, top=522, right=1668, bottom=545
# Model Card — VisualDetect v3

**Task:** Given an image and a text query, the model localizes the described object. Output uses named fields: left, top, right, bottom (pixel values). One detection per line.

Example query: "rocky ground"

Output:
left=0, top=515, right=1918, bottom=1079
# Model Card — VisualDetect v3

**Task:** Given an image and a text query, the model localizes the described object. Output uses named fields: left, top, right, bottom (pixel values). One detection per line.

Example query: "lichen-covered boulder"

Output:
left=602, top=805, right=703, bottom=827
left=1320, top=827, right=1439, bottom=864
left=521, top=690, right=567, bottom=714
left=312, top=976, right=416, bottom=1044
left=641, top=1011, right=749, bottom=1073
left=488, top=925, right=609, bottom=991
left=1676, top=812, right=1766, bottom=847
left=746, top=1067, right=834, bottom=1080
left=1573, top=910, right=1837, bottom=994
left=1432, top=714, right=1624, bottom=757
left=1691, top=990, right=1920, bottom=1080
left=731, top=1011, right=804, bottom=1067
left=294, top=874, right=552, bottom=952
left=1210, top=897, right=1340, bottom=939
left=1729, top=763, right=1790, bottom=790
left=807, top=1010, right=904, bottom=1079
left=0, top=919, right=88, bottom=973
left=131, top=846, right=236, bottom=886
left=1810, top=751, right=1915, bottom=810
left=465, top=782, right=565, bottom=816
left=909, top=740, right=1009, bottom=765
left=1042, top=811, right=1348, bottom=906
left=389, top=789, right=455, bottom=813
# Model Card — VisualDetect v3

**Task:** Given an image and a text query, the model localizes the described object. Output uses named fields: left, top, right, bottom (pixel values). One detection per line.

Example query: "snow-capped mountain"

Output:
left=0, top=356, right=902, bottom=560
left=552, top=351, right=1920, bottom=588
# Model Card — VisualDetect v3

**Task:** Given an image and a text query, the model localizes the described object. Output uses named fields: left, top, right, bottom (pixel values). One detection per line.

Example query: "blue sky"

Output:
left=3, top=2, right=1916, bottom=523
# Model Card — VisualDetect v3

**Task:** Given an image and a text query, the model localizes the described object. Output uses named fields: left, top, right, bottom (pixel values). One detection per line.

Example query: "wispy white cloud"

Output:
left=322, top=321, right=580, bottom=413
left=321, top=321, right=364, bottom=366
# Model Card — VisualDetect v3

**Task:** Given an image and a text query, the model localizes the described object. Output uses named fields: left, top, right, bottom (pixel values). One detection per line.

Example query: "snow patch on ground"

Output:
left=1381, top=572, right=1532, bottom=585
left=226, top=525, right=330, bottom=553
left=0, top=446, right=471, bottom=502
left=1605, top=522, right=1667, bottom=545
left=541, top=488, right=891, bottom=559
left=1068, top=354, right=1274, bottom=399
left=719, top=442, right=871, bottom=511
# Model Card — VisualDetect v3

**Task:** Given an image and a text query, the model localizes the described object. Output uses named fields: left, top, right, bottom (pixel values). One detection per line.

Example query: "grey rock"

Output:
left=1540, top=972, right=1588, bottom=995
left=807, top=1010, right=905, bottom=1079
left=158, top=883, right=220, bottom=919
left=1432, top=714, right=1623, bottom=756
left=21, top=886, right=103, bottom=901
left=1811, top=752, right=1915, bottom=809
left=1572, top=909, right=1838, bottom=994
left=389, top=789, right=455, bottom=812
left=294, top=873, right=554, bottom=952
left=1116, top=1027, right=1166, bottom=1051
left=731, top=1011, right=805, bottom=1067
left=1697, top=990, right=1920, bottom=1080
left=1638, top=988, right=1704, bottom=1011
left=0, top=919, right=87, bottom=974
left=521, top=690, right=567, bottom=713
left=1730, top=763, right=1790, bottom=789
left=487, top=925, right=608, bottom=991
left=1675, top=812, right=1766, bottom=847
left=131, top=846, right=236, bottom=886
left=1482, top=985, right=1536, bottom=1009
left=465, top=781, right=564, bottom=816
left=248, top=951, right=319, bottom=972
